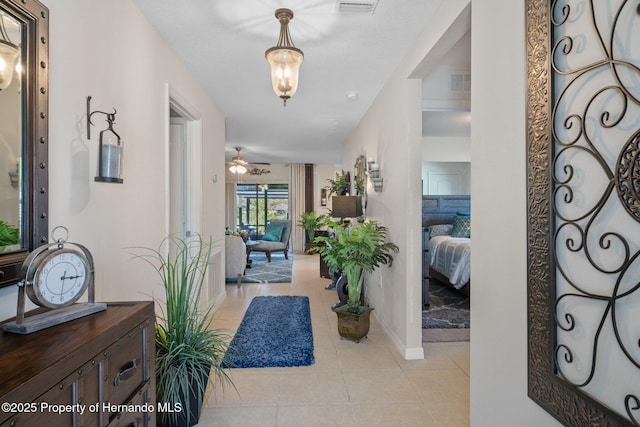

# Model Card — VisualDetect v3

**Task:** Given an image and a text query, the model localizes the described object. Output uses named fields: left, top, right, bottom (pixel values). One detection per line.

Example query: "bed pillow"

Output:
left=451, top=214, right=471, bottom=238
left=429, top=224, right=453, bottom=237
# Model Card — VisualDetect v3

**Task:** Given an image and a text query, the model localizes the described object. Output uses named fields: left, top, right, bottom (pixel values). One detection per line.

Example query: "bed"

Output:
left=422, top=195, right=471, bottom=308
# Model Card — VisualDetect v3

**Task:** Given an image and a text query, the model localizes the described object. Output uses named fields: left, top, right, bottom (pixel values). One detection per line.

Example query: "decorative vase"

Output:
left=333, top=305, right=374, bottom=343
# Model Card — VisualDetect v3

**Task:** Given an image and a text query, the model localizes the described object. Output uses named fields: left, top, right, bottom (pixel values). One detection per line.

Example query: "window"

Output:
left=236, top=184, right=288, bottom=239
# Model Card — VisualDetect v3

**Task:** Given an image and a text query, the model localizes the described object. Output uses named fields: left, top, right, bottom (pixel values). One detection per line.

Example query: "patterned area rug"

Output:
left=422, top=279, right=470, bottom=331
left=222, top=296, right=314, bottom=368
left=226, top=253, right=293, bottom=284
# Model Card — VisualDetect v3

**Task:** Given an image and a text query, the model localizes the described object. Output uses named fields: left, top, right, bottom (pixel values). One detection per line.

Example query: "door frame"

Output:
left=166, top=86, right=202, bottom=238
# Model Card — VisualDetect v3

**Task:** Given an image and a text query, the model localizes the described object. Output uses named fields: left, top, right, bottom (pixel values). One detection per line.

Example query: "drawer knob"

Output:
left=113, top=359, right=137, bottom=386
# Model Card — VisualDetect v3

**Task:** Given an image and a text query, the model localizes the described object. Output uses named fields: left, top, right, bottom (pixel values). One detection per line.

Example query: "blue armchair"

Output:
left=249, top=220, right=291, bottom=262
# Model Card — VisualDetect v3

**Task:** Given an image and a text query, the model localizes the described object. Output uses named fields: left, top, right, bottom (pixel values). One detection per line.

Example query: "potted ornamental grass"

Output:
left=314, top=219, right=398, bottom=342
left=130, top=234, right=234, bottom=427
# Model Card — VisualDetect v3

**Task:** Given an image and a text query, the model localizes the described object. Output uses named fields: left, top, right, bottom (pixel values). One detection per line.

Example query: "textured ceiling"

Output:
left=133, top=0, right=443, bottom=165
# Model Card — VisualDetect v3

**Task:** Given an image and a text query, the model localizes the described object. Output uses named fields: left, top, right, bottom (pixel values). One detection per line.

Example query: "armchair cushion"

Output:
left=262, top=233, right=279, bottom=242
left=263, top=221, right=286, bottom=241
left=225, top=235, right=246, bottom=284
left=249, top=219, right=291, bottom=262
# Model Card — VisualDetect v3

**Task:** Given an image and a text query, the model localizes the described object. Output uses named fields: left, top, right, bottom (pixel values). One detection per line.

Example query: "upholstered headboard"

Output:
left=422, top=195, right=471, bottom=227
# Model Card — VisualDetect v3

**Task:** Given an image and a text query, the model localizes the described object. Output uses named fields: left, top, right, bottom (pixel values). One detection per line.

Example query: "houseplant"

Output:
left=314, top=219, right=398, bottom=342
left=130, top=235, right=234, bottom=427
left=0, top=220, right=19, bottom=248
left=297, top=211, right=324, bottom=251
left=325, top=171, right=351, bottom=196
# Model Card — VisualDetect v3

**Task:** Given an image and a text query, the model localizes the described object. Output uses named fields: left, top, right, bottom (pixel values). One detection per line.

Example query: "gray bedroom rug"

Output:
left=422, top=279, right=470, bottom=342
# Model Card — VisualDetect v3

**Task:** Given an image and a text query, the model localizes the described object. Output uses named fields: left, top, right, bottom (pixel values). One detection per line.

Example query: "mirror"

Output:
left=354, top=155, right=366, bottom=215
left=0, top=0, right=48, bottom=288
left=354, top=155, right=366, bottom=196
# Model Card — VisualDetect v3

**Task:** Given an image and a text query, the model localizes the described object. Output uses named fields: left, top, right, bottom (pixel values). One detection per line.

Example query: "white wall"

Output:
left=422, top=136, right=471, bottom=162
left=422, top=161, right=470, bottom=195
left=343, top=0, right=561, bottom=424
left=343, top=0, right=475, bottom=360
left=470, top=0, right=558, bottom=425
left=0, top=0, right=227, bottom=320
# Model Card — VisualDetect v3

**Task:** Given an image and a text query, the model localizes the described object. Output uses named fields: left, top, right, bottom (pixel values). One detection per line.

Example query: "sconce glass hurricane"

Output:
left=367, top=159, right=383, bottom=192
left=87, top=96, right=123, bottom=183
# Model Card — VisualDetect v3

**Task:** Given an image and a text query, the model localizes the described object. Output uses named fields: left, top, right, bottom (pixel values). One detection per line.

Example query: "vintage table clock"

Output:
left=2, top=226, right=106, bottom=334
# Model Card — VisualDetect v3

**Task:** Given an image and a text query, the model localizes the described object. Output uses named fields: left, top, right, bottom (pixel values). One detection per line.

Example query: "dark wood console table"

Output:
left=0, top=301, right=155, bottom=426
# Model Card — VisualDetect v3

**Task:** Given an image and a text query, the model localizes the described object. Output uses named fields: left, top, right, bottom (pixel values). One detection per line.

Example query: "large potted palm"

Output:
left=314, top=220, right=398, bottom=342
left=130, top=235, right=234, bottom=427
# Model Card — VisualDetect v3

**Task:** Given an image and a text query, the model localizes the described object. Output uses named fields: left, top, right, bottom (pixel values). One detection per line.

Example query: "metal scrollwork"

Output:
left=617, top=130, right=640, bottom=221
left=552, top=0, right=640, bottom=423
left=528, top=0, right=640, bottom=425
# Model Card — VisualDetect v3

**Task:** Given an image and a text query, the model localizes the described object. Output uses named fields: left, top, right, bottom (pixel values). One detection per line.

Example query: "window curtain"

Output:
left=289, top=163, right=305, bottom=254
left=225, top=182, right=237, bottom=232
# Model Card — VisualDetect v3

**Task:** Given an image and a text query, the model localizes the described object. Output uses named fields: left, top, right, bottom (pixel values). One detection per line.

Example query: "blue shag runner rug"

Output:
left=223, top=296, right=314, bottom=368
left=225, top=254, right=293, bottom=284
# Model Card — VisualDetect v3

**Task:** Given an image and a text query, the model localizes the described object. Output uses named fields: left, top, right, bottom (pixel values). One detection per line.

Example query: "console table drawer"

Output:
left=0, top=302, right=155, bottom=427
left=104, top=326, right=146, bottom=414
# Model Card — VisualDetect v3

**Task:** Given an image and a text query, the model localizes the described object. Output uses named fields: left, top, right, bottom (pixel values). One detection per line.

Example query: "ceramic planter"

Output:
left=333, top=305, right=374, bottom=343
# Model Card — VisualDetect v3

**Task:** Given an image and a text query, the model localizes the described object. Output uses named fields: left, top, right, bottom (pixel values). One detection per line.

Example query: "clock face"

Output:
left=28, top=248, right=90, bottom=308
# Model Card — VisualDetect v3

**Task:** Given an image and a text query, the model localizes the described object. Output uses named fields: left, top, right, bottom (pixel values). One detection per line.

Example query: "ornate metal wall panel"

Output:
left=527, top=0, right=640, bottom=425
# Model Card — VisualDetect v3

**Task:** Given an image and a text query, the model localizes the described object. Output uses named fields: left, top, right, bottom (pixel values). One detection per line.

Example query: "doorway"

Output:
left=168, top=98, right=201, bottom=239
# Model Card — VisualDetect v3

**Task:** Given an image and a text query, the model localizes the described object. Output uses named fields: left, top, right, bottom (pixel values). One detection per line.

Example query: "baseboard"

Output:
left=373, top=311, right=425, bottom=360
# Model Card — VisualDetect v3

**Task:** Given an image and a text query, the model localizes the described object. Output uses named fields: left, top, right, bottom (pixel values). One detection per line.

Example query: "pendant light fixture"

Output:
left=265, top=8, right=303, bottom=106
left=0, top=13, right=19, bottom=91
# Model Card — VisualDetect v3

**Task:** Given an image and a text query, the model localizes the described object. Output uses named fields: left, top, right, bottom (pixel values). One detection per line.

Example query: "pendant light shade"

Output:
left=265, top=8, right=303, bottom=106
left=0, top=14, right=18, bottom=91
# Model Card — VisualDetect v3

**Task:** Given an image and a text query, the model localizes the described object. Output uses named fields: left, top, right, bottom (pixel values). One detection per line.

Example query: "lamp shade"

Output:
left=265, top=9, right=303, bottom=106
left=332, top=196, right=363, bottom=218
left=0, top=40, right=18, bottom=90
left=229, top=164, right=247, bottom=174
left=266, top=47, right=303, bottom=101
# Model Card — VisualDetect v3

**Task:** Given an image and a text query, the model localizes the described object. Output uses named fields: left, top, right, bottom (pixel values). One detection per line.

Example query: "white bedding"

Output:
left=429, top=235, right=471, bottom=289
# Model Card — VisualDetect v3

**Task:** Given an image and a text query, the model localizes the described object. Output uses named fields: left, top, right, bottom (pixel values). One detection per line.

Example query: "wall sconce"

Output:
left=265, top=8, right=304, bottom=106
left=8, top=161, right=19, bottom=189
left=87, top=96, right=123, bottom=183
left=0, top=13, right=19, bottom=91
left=367, top=158, right=383, bottom=192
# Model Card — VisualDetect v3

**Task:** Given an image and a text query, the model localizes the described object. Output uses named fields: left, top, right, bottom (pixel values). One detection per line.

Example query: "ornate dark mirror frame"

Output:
left=354, top=155, right=367, bottom=216
left=0, top=0, right=48, bottom=288
left=527, top=0, right=639, bottom=425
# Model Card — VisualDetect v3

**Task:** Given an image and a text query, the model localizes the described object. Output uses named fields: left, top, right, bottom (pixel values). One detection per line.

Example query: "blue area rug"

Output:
left=225, top=253, right=293, bottom=284
left=223, top=296, right=314, bottom=368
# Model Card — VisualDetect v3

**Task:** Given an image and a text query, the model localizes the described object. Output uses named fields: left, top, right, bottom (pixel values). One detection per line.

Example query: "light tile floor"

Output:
left=199, top=254, right=470, bottom=427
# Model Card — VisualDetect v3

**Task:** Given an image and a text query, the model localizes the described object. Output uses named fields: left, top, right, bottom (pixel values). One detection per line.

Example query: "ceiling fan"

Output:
left=228, top=147, right=270, bottom=175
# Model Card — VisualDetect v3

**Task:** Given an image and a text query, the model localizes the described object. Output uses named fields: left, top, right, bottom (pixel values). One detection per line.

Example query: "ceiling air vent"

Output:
left=449, top=72, right=471, bottom=93
left=335, top=0, right=379, bottom=14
